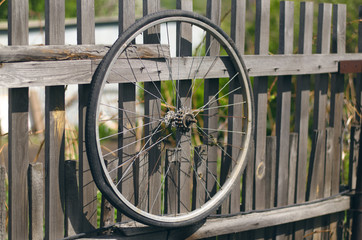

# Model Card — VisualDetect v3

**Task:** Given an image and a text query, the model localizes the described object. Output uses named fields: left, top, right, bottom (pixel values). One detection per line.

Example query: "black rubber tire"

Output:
left=86, top=9, right=254, bottom=228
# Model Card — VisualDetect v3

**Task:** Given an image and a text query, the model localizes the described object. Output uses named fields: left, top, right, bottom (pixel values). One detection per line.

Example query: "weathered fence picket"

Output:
left=1, top=0, right=362, bottom=239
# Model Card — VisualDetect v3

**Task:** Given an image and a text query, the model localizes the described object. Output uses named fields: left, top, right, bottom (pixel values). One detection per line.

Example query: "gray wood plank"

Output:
left=306, top=130, right=325, bottom=239
left=64, top=160, right=81, bottom=236
left=100, top=159, right=117, bottom=227
left=349, top=125, right=360, bottom=190
left=8, top=0, right=28, bottom=46
left=330, top=6, right=346, bottom=237
left=265, top=136, right=276, bottom=209
left=276, top=0, right=293, bottom=207
left=118, top=83, right=136, bottom=221
left=45, top=86, right=65, bottom=239
left=204, top=0, right=221, bottom=209
left=45, top=0, right=65, bottom=45
left=29, top=163, right=44, bottom=240
left=230, top=0, right=246, bottom=54
left=118, top=0, right=136, bottom=221
left=119, top=0, right=135, bottom=34
left=7, top=1, right=29, bottom=239
left=295, top=1, right=313, bottom=206
left=324, top=128, right=334, bottom=197
left=77, top=0, right=97, bottom=232
left=77, top=0, right=95, bottom=44
left=330, top=3, right=346, bottom=195
left=8, top=0, right=29, bottom=239
left=242, top=138, right=254, bottom=212
left=176, top=0, right=193, bottom=214
left=276, top=4, right=294, bottom=240
left=142, top=0, right=162, bottom=215
left=309, top=7, right=332, bottom=235
left=2, top=54, right=362, bottom=88
left=8, top=88, right=29, bottom=240
left=84, top=197, right=352, bottom=239
left=113, top=195, right=350, bottom=239
left=288, top=133, right=297, bottom=205
left=0, top=44, right=170, bottom=63
left=0, top=165, right=5, bottom=240
left=253, top=0, right=270, bottom=216
left=45, top=1, right=66, bottom=238
left=193, top=145, right=207, bottom=210
left=165, top=149, right=181, bottom=214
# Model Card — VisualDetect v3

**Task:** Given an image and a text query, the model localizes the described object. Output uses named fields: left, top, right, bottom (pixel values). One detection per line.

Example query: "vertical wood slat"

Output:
left=176, top=0, right=193, bottom=213
left=165, top=149, right=181, bottom=214
left=143, top=0, right=162, bottom=215
left=8, top=1, right=29, bottom=239
left=193, top=146, right=207, bottom=210
left=204, top=0, right=221, bottom=203
left=276, top=4, right=294, bottom=239
left=295, top=1, right=313, bottom=205
left=329, top=5, right=346, bottom=240
left=308, top=3, right=332, bottom=202
left=231, top=0, right=246, bottom=54
left=77, top=0, right=97, bottom=233
left=100, top=159, right=116, bottom=227
left=253, top=0, right=270, bottom=213
left=330, top=3, right=346, bottom=196
left=64, top=160, right=81, bottom=236
left=228, top=0, right=246, bottom=216
left=276, top=0, right=294, bottom=208
left=29, top=163, right=44, bottom=240
left=349, top=125, right=360, bottom=190
left=118, top=0, right=136, bottom=222
left=251, top=0, right=269, bottom=236
left=294, top=2, right=313, bottom=238
left=45, top=1, right=65, bottom=239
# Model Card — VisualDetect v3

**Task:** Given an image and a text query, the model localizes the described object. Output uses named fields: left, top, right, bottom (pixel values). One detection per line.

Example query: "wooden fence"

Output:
left=0, top=0, right=362, bottom=239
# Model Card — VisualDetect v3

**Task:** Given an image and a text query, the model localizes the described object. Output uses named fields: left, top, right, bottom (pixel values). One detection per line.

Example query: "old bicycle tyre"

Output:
left=86, top=9, right=254, bottom=228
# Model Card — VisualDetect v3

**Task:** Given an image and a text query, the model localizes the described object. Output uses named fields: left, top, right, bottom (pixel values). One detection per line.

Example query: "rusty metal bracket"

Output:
left=339, top=60, right=362, bottom=74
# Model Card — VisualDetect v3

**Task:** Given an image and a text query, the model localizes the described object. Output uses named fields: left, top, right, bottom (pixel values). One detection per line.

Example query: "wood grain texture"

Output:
left=165, top=149, right=181, bottom=214
left=1, top=54, right=362, bottom=88
left=119, top=0, right=135, bottom=34
left=0, top=44, right=170, bottom=63
left=349, top=125, right=360, bottom=190
left=77, top=0, right=95, bottom=44
left=8, top=2, right=29, bottom=240
left=176, top=0, right=193, bottom=214
left=193, top=145, right=207, bottom=210
left=330, top=4, right=346, bottom=195
left=230, top=0, right=246, bottom=54
left=204, top=0, right=221, bottom=207
left=295, top=2, right=313, bottom=207
left=117, top=0, right=136, bottom=222
left=265, top=136, right=276, bottom=209
left=29, top=163, right=44, bottom=240
left=64, top=160, right=81, bottom=236
left=118, top=83, right=136, bottom=222
left=45, top=86, right=65, bottom=240
left=45, top=1, right=66, bottom=239
left=109, top=195, right=351, bottom=240
left=253, top=0, right=270, bottom=213
left=77, top=0, right=97, bottom=232
left=276, top=1, right=293, bottom=208
left=100, top=160, right=116, bottom=227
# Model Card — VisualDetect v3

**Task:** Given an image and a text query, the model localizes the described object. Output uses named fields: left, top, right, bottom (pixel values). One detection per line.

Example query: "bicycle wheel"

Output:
left=86, top=9, right=253, bottom=228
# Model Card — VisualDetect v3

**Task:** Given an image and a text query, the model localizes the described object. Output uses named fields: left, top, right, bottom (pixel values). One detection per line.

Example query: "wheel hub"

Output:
left=164, top=107, right=197, bottom=133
